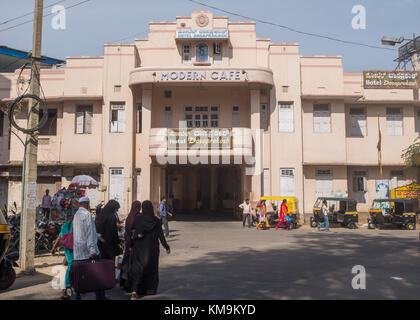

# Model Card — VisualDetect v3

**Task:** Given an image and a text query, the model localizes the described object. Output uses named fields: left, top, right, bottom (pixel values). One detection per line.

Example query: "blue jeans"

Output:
left=319, top=215, right=329, bottom=231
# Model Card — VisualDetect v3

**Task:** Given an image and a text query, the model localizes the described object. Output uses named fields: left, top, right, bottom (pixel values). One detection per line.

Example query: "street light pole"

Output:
left=19, top=0, right=44, bottom=274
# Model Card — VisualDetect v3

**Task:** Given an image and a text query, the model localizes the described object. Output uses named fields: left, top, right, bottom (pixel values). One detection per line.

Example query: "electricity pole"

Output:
left=19, top=0, right=44, bottom=274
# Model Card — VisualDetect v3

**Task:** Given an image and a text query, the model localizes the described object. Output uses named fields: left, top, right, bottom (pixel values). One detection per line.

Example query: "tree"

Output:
left=402, top=137, right=420, bottom=166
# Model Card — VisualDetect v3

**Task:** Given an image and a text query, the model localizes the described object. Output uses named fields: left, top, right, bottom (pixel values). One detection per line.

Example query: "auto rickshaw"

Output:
left=0, top=210, right=18, bottom=290
left=260, top=196, right=300, bottom=230
left=310, top=197, right=358, bottom=229
left=368, top=198, right=417, bottom=230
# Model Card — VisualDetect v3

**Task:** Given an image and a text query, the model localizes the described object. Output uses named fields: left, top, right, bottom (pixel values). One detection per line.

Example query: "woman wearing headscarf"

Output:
left=128, top=200, right=170, bottom=300
left=120, top=200, right=141, bottom=291
left=96, top=199, right=121, bottom=260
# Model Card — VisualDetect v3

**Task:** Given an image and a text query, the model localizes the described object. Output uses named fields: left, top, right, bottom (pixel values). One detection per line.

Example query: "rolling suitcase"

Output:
left=70, top=259, right=115, bottom=293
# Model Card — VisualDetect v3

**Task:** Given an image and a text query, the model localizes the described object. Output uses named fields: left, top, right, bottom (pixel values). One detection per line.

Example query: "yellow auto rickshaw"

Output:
left=368, top=198, right=417, bottom=230
left=311, top=197, right=359, bottom=229
left=260, top=196, right=300, bottom=230
left=0, top=211, right=17, bottom=290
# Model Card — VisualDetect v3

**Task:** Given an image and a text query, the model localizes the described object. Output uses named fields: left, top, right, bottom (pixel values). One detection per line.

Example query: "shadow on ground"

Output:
left=148, top=232, right=420, bottom=300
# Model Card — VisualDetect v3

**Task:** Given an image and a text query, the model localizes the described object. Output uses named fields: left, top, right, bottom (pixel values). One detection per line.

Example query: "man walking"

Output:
left=239, top=199, right=253, bottom=228
left=318, top=199, right=330, bottom=232
left=41, top=189, right=52, bottom=220
left=71, top=196, right=105, bottom=300
left=159, top=196, right=172, bottom=237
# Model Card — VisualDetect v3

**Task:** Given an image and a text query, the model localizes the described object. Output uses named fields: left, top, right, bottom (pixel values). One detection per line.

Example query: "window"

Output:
left=386, top=107, right=402, bottom=136
left=182, top=44, right=191, bottom=63
left=164, top=106, right=172, bottom=127
left=136, top=104, right=142, bottom=133
left=232, top=106, right=240, bottom=127
left=0, top=111, right=4, bottom=137
left=315, top=169, right=333, bottom=197
left=164, top=90, right=172, bottom=98
left=196, top=43, right=209, bottom=63
left=260, top=103, right=268, bottom=131
left=184, top=106, right=193, bottom=128
left=210, top=106, right=219, bottom=127
left=75, top=105, right=93, bottom=134
left=390, top=170, right=405, bottom=189
left=110, top=102, right=125, bottom=133
left=278, top=102, right=294, bottom=132
left=213, top=43, right=222, bottom=62
left=39, top=108, right=57, bottom=136
left=184, top=106, right=218, bottom=128
left=280, top=168, right=295, bottom=196
left=349, top=108, right=366, bottom=137
left=353, top=171, right=367, bottom=192
left=313, top=104, right=330, bottom=133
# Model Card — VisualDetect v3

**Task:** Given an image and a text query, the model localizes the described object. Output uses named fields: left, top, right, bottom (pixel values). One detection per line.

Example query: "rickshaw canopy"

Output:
left=259, top=196, right=299, bottom=214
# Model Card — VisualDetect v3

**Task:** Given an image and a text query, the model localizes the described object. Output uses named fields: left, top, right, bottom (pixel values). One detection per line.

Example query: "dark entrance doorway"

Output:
left=166, top=164, right=242, bottom=220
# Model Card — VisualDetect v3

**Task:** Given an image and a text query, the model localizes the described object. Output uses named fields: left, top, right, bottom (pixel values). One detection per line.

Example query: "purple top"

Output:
left=41, top=195, right=51, bottom=208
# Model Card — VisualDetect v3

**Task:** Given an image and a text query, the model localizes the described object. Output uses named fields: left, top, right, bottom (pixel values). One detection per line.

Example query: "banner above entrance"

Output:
left=167, top=128, right=232, bottom=150
left=175, top=29, right=229, bottom=39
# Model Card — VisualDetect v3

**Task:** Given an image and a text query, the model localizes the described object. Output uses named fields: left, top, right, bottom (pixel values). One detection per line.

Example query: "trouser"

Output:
left=319, top=215, right=330, bottom=231
left=70, top=259, right=106, bottom=300
left=276, top=216, right=285, bottom=229
left=42, top=207, right=50, bottom=220
left=161, top=216, right=169, bottom=237
left=242, top=213, right=251, bottom=227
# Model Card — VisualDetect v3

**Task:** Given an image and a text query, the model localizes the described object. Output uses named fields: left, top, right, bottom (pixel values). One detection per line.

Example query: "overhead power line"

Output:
left=186, top=0, right=395, bottom=51
left=0, top=0, right=68, bottom=26
left=0, top=0, right=93, bottom=33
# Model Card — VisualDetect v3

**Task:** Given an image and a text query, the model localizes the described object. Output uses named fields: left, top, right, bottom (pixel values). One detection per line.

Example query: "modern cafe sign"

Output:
left=363, top=70, right=419, bottom=89
left=167, top=128, right=232, bottom=150
left=159, top=70, right=243, bottom=81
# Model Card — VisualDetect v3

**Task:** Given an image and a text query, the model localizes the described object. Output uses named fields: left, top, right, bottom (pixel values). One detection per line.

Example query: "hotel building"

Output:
left=0, top=11, right=419, bottom=218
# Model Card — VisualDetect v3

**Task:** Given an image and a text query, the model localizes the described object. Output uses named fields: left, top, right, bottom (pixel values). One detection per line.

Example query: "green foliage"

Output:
left=402, top=136, right=420, bottom=166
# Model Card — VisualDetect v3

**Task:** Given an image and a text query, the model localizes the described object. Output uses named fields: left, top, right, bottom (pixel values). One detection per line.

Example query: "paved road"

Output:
left=1, top=221, right=419, bottom=300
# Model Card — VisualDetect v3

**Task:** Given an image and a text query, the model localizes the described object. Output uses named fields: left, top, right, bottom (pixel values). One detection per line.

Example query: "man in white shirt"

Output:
left=71, top=196, right=105, bottom=300
left=239, top=198, right=253, bottom=228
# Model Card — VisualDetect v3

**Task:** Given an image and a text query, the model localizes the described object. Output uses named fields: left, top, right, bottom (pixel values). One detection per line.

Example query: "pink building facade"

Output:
left=0, top=11, right=419, bottom=217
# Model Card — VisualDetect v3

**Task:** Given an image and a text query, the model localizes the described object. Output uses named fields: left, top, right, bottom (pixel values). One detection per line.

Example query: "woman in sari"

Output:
left=120, top=200, right=141, bottom=291
left=276, top=199, right=289, bottom=230
left=128, top=200, right=170, bottom=300
left=51, top=212, right=74, bottom=299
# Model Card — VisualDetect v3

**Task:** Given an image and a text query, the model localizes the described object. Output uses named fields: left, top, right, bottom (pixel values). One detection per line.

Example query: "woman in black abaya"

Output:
left=96, top=199, right=121, bottom=260
left=128, top=200, right=170, bottom=300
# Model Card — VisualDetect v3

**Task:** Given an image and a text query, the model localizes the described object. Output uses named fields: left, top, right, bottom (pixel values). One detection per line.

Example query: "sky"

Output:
left=0, top=0, right=418, bottom=71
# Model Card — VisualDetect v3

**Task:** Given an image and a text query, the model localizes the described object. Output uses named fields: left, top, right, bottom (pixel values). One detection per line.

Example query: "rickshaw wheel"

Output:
left=406, top=223, right=415, bottom=231
left=310, top=220, right=318, bottom=228
left=0, top=266, right=16, bottom=290
left=368, top=223, right=376, bottom=230
left=347, top=222, right=357, bottom=229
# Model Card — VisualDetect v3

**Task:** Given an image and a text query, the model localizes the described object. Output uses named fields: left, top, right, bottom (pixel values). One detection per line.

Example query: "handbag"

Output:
left=60, top=224, right=73, bottom=250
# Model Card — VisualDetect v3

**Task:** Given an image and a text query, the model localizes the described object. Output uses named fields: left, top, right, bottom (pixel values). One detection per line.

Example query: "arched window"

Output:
left=195, top=43, right=209, bottom=63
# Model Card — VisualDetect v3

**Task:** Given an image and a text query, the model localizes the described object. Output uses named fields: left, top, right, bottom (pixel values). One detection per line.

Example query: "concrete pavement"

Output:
left=0, top=220, right=419, bottom=300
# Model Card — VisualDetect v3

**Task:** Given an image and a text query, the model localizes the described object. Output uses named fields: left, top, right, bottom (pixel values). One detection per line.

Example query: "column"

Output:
left=140, top=87, right=152, bottom=201
left=250, top=88, right=262, bottom=201
left=210, top=167, right=218, bottom=210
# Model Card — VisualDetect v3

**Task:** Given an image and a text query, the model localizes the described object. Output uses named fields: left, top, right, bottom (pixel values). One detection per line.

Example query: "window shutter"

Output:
left=76, top=111, right=84, bottom=134
left=118, top=109, right=125, bottom=132
left=278, top=103, right=294, bottom=132
left=85, top=110, right=93, bottom=134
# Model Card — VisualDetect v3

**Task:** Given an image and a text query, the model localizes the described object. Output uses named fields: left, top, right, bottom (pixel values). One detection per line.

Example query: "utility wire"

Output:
left=186, top=0, right=395, bottom=51
left=0, top=0, right=93, bottom=33
left=0, top=0, right=68, bottom=26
